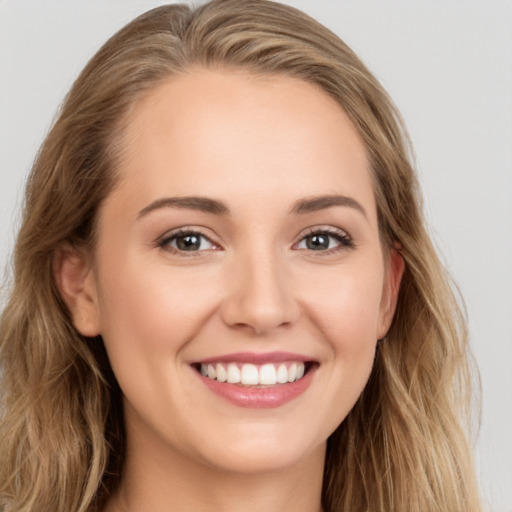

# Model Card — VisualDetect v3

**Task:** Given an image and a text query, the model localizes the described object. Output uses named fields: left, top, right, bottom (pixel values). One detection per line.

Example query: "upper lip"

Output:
left=192, top=351, right=317, bottom=365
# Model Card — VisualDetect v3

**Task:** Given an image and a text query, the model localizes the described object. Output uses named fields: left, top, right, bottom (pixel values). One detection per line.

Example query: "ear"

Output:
left=377, top=247, right=404, bottom=339
left=53, top=244, right=101, bottom=337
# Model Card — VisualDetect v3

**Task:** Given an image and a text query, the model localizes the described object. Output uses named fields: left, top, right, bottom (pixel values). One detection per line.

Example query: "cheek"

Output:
left=303, top=267, right=383, bottom=428
left=321, top=279, right=381, bottom=379
left=93, top=259, right=223, bottom=433
left=301, top=262, right=385, bottom=352
left=95, top=258, right=221, bottom=356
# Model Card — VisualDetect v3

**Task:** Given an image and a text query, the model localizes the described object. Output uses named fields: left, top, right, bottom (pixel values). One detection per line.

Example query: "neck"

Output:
left=105, top=421, right=326, bottom=512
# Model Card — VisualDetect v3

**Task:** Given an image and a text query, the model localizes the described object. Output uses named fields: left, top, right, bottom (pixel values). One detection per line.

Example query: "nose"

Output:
left=220, top=251, right=300, bottom=336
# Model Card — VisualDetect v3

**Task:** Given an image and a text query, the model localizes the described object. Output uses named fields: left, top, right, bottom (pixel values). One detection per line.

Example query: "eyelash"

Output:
left=294, top=226, right=355, bottom=254
left=157, top=228, right=218, bottom=256
left=157, top=226, right=354, bottom=256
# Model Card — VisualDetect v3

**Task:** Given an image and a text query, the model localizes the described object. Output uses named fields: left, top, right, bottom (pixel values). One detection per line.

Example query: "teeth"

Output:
left=276, top=364, right=288, bottom=383
left=288, top=362, right=297, bottom=382
left=259, top=364, right=277, bottom=385
left=216, top=363, right=227, bottom=382
left=227, top=363, right=241, bottom=384
left=199, top=361, right=307, bottom=386
left=240, top=364, right=259, bottom=385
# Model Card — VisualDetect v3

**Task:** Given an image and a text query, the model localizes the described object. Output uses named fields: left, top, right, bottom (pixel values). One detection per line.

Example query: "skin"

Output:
left=57, top=68, right=403, bottom=512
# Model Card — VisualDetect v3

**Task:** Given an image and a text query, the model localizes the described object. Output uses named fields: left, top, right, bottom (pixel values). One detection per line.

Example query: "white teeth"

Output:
left=296, top=362, right=305, bottom=379
left=276, top=364, right=288, bottom=383
left=226, top=363, right=241, bottom=384
left=199, top=361, right=309, bottom=386
left=288, top=362, right=297, bottom=382
left=240, top=364, right=259, bottom=385
left=259, top=363, right=277, bottom=385
left=216, top=363, right=227, bottom=382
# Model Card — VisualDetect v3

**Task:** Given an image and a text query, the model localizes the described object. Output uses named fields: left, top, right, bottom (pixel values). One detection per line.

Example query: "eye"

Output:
left=295, top=228, right=354, bottom=252
left=159, top=229, right=218, bottom=253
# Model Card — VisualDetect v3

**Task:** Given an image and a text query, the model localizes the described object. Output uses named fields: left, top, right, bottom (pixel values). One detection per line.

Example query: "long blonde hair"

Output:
left=0, top=1, right=480, bottom=511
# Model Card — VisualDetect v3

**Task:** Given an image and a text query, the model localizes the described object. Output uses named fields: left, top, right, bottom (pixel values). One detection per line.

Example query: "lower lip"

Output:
left=196, top=367, right=316, bottom=408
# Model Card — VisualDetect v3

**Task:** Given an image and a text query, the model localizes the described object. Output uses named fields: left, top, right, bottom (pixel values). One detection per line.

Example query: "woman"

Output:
left=0, top=1, right=481, bottom=511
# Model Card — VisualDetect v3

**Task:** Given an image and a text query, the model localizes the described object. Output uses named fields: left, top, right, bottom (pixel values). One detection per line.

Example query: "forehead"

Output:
left=112, top=67, right=376, bottom=220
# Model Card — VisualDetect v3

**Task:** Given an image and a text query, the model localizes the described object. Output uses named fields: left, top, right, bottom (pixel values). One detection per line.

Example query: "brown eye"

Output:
left=160, top=231, right=216, bottom=252
left=295, top=228, right=354, bottom=252
left=175, top=233, right=202, bottom=251
left=304, top=233, right=331, bottom=251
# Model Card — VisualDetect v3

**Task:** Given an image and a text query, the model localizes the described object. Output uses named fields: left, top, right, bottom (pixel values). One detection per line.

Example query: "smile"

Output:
left=191, top=352, right=318, bottom=408
left=199, top=362, right=306, bottom=386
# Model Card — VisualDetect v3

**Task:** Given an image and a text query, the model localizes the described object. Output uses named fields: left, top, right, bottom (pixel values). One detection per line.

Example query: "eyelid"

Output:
left=155, top=224, right=354, bottom=255
left=157, top=227, right=222, bottom=254
left=293, top=225, right=355, bottom=252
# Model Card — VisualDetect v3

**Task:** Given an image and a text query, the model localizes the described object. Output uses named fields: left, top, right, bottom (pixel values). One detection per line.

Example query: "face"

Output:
left=60, top=68, right=402, bottom=475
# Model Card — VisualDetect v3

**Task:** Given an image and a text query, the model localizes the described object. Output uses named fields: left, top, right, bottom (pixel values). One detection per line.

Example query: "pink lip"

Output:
left=195, top=364, right=317, bottom=409
left=194, top=351, right=313, bottom=365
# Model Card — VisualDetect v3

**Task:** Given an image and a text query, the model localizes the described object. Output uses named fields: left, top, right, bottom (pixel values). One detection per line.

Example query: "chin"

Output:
left=189, top=420, right=329, bottom=475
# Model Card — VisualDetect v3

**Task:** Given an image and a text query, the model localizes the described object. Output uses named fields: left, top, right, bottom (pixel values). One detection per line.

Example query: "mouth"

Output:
left=191, top=360, right=316, bottom=387
left=190, top=352, right=319, bottom=408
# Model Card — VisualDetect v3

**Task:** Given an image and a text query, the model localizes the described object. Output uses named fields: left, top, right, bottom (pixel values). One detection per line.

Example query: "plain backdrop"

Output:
left=1, top=1, right=511, bottom=510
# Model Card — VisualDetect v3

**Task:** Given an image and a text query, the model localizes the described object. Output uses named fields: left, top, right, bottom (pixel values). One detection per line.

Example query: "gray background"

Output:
left=1, top=1, right=511, bottom=510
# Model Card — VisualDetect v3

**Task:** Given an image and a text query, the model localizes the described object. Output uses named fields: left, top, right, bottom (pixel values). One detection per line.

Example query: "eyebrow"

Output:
left=290, top=195, right=367, bottom=219
left=137, top=196, right=229, bottom=218
left=137, top=194, right=367, bottom=219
